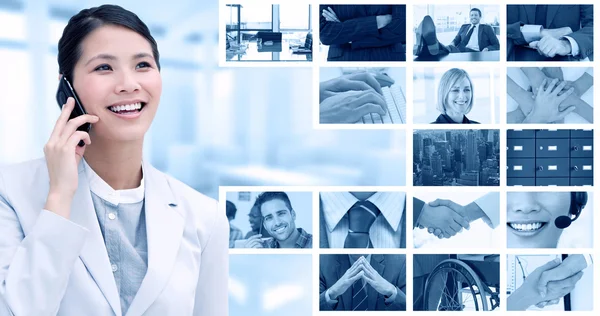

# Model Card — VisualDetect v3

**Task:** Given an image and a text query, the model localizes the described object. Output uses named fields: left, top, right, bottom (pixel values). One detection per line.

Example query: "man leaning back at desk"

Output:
left=414, top=8, right=499, bottom=57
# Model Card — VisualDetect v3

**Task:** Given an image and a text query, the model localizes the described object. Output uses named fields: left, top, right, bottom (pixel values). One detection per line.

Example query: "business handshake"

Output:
left=417, top=199, right=477, bottom=239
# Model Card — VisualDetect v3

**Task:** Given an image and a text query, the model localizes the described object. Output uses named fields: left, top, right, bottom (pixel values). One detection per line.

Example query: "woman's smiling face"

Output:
left=71, top=24, right=162, bottom=142
left=445, top=76, right=472, bottom=115
left=507, top=192, right=571, bottom=248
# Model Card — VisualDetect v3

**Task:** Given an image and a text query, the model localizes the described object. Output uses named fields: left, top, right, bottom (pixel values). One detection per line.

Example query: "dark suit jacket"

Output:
left=319, top=196, right=406, bottom=248
left=451, top=23, right=499, bottom=51
left=319, top=254, right=406, bottom=311
left=507, top=5, right=593, bottom=61
left=319, top=5, right=406, bottom=61
left=432, top=114, right=480, bottom=124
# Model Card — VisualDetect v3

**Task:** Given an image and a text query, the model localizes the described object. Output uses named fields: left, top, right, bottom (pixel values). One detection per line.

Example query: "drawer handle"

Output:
left=573, top=146, right=578, bottom=151
left=573, top=166, right=579, bottom=171
left=537, top=166, right=544, bottom=171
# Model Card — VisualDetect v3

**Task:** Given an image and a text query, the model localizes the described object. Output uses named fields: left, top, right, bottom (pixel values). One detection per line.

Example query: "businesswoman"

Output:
left=431, top=68, right=480, bottom=124
left=0, top=5, right=228, bottom=316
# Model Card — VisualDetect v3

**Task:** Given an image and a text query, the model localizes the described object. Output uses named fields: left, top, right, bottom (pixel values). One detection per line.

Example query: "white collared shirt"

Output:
left=466, top=24, right=480, bottom=51
left=82, top=158, right=145, bottom=205
left=320, top=192, right=405, bottom=248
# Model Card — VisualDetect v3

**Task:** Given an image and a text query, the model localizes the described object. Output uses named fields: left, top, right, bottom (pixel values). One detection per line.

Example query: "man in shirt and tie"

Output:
left=319, top=254, right=406, bottom=311
left=414, top=8, right=499, bottom=57
left=507, top=5, right=593, bottom=61
left=319, top=192, right=406, bottom=248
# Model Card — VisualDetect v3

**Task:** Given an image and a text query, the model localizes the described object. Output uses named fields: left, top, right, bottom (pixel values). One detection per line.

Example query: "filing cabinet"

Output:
left=507, top=129, right=593, bottom=186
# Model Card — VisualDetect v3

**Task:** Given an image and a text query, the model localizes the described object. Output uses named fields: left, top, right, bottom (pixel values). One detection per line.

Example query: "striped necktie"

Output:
left=352, top=279, right=369, bottom=311
left=344, top=201, right=380, bottom=248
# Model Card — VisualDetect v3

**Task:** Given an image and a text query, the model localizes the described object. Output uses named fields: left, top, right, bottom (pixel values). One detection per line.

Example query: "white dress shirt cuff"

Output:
left=520, top=25, right=543, bottom=43
left=584, top=254, right=594, bottom=268
left=474, top=192, right=499, bottom=229
left=562, top=36, right=579, bottom=56
left=325, top=289, right=338, bottom=304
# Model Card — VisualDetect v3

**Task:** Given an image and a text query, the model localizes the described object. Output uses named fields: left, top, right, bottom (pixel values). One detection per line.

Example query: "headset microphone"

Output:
left=554, top=216, right=573, bottom=229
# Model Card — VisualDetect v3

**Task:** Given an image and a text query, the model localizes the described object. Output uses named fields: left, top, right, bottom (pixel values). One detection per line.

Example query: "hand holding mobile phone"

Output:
left=56, top=76, right=90, bottom=147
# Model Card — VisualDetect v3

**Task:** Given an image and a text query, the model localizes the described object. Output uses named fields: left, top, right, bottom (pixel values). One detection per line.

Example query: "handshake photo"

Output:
left=414, top=192, right=498, bottom=240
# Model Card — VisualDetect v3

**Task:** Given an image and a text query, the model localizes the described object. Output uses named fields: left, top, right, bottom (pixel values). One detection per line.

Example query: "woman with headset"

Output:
left=507, top=192, right=588, bottom=248
left=0, top=5, right=227, bottom=315
left=431, top=68, right=480, bottom=124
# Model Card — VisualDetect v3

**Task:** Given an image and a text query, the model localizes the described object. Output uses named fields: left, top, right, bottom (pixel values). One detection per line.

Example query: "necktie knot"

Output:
left=348, top=201, right=380, bottom=233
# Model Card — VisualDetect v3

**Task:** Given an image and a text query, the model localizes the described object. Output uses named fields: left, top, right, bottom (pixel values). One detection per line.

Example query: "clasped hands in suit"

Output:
left=328, top=256, right=396, bottom=300
left=527, top=27, right=573, bottom=58
left=319, top=72, right=394, bottom=123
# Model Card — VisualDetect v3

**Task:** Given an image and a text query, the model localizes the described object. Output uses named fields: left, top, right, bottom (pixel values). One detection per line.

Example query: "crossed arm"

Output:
left=320, top=5, right=405, bottom=49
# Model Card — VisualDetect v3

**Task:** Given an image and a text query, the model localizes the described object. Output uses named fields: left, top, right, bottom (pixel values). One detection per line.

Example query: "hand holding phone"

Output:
left=44, top=94, right=99, bottom=219
left=56, top=76, right=90, bottom=147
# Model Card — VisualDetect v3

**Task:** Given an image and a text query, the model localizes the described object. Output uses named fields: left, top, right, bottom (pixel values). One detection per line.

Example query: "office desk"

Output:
left=414, top=51, right=499, bottom=62
left=227, top=40, right=312, bottom=62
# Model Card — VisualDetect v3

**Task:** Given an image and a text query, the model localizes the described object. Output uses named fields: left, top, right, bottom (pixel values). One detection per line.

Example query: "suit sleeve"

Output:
left=506, top=6, right=529, bottom=46
left=474, top=192, right=500, bottom=229
left=566, top=5, right=593, bottom=60
left=193, top=199, right=229, bottom=316
left=350, top=5, right=406, bottom=50
left=383, top=255, right=406, bottom=310
left=319, top=258, right=338, bottom=310
left=413, top=197, right=425, bottom=228
left=484, top=25, right=500, bottom=51
left=0, top=172, right=89, bottom=316
left=319, top=5, right=380, bottom=46
left=451, top=25, right=465, bottom=47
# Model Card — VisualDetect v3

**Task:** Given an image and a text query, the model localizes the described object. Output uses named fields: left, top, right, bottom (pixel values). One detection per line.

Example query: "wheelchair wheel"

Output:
left=423, top=259, right=489, bottom=311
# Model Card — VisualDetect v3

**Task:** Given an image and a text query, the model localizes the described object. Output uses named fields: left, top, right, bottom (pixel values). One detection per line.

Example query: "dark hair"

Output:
left=470, top=8, right=482, bottom=17
left=255, top=192, right=293, bottom=214
left=58, top=4, right=160, bottom=81
left=226, top=200, right=237, bottom=219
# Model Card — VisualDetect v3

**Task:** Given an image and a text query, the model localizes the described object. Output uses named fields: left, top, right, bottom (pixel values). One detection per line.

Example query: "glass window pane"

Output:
left=0, top=11, right=26, bottom=40
left=279, top=4, right=309, bottom=30
left=240, top=4, right=272, bottom=30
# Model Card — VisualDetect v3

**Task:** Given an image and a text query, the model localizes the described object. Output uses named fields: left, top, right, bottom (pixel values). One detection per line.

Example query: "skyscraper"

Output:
left=431, top=151, right=443, bottom=176
left=466, top=130, right=479, bottom=172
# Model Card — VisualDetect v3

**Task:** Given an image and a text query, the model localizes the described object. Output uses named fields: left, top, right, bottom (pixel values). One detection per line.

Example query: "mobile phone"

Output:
left=56, top=76, right=90, bottom=147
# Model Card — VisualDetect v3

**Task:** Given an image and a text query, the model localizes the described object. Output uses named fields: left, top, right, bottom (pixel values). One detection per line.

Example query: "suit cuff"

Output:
left=384, top=286, right=398, bottom=304
left=562, top=36, right=579, bottom=56
left=520, top=25, right=542, bottom=43
left=325, top=289, right=338, bottom=304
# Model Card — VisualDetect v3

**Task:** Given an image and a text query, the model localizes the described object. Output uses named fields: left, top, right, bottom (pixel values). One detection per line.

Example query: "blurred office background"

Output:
left=0, top=0, right=406, bottom=200
left=413, top=4, right=500, bottom=52
left=225, top=3, right=312, bottom=62
left=413, top=67, right=496, bottom=124
left=226, top=191, right=312, bottom=238
left=230, top=254, right=312, bottom=315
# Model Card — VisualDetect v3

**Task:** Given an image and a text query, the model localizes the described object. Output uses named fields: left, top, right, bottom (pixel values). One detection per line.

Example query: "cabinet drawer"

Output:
left=507, top=158, right=535, bottom=177
left=535, top=130, right=570, bottom=138
left=570, top=138, right=593, bottom=158
left=535, top=158, right=570, bottom=177
left=570, top=158, right=593, bottom=178
left=507, top=177, right=535, bottom=186
left=536, top=178, right=570, bottom=186
left=507, top=130, right=535, bottom=139
left=570, top=178, right=593, bottom=186
left=536, top=138, right=570, bottom=158
left=570, top=129, right=593, bottom=138
left=507, top=139, right=535, bottom=158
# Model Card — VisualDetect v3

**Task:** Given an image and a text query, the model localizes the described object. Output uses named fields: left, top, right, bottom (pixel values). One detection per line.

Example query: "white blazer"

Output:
left=0, top=158, right=228, bottom=316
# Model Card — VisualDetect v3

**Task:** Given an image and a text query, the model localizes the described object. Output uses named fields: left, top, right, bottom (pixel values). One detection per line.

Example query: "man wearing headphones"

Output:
left=507, top=192, right=588, bottom=248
